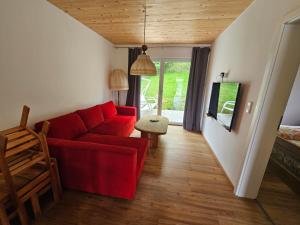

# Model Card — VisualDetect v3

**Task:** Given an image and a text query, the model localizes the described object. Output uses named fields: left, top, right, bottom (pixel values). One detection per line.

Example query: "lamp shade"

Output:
left=109, top=69, right=129, bottom=91
left=130, top=54, right=157, bottom=76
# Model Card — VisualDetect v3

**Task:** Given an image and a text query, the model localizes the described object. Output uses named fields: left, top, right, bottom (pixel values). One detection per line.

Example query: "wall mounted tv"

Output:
left=207, top=82, right=241, bottom=131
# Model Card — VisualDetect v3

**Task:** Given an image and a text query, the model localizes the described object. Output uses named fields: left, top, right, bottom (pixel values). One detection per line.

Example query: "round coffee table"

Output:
left=135, top=115, right=169, bottom=148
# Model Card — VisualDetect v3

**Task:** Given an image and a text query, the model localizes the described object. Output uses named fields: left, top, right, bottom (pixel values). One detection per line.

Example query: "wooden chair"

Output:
left=0, top=188, right=16, bottom=225
left=0, top=106, right=62, bottom=225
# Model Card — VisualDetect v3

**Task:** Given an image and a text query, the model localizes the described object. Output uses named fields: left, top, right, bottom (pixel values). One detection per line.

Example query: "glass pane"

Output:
left=140, top=61, right=160, bottom=117
left=162, top=61, right=191, bottom=124
left=216, top=83, right=240, bottom=129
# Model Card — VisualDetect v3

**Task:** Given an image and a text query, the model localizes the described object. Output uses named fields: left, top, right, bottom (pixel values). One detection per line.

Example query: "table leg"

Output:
left=140, top=132, right=159, bottom=153
left=141, top=132, right=151, bottom=154
left=151, top=134, right=159, bottom=148
left=141, top=131, right=149, bottom=139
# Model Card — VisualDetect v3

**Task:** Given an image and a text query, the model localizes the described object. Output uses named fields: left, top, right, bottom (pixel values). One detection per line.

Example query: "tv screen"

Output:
left=207, top=82, right=241, bottom=131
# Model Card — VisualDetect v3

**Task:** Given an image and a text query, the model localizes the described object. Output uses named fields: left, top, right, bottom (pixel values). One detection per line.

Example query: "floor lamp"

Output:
left=109, top=69, right=129, bottom=106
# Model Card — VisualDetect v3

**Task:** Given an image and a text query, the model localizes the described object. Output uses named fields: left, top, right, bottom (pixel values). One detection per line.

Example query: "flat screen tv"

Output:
left=207, top=82, right=241, bottom=131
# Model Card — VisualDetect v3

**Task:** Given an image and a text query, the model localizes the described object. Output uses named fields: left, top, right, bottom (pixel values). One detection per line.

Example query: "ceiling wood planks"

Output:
left=48, top=0, right=253, bottom=44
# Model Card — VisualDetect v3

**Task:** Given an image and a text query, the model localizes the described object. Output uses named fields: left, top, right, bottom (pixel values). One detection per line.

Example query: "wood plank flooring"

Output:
left=257, top=164, right=300, bottom=225
left=34, top=126, right=271, bottom=225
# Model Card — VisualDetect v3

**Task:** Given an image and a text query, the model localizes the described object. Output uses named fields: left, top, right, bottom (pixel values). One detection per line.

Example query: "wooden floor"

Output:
left=257, top=164, right=300, bottom=225
left=34, top=126, right=271, bottom=225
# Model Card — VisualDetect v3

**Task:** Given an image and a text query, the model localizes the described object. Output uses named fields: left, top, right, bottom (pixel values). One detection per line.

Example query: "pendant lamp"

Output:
left=130, top=3, right=157, bottom=76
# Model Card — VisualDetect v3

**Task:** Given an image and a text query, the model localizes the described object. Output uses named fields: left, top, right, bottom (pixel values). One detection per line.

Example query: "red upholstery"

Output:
left=100, top=101, right=117, bottom=119
left=116, top=106, right=136, bottom=116
left=35, top=101, right=147, bottom=200
left=76, top=133, right=148, bottom=179
left=45, top=112, right=87, bottom=140
left=77, top=105, right=104, bottom=129
left=90, top=115, right=135, bottom=137
left=47, top=138, right=139, bottom=199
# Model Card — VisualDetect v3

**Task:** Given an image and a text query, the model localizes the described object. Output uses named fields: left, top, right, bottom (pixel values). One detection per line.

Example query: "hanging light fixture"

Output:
left=130, top=2, right=157, bottom=76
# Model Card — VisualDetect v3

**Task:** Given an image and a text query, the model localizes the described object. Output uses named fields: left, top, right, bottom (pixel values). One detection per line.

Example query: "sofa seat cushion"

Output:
left=100, top=101, right=117, bottom=119
left=90, top=115, right=135, bottom=137
left=77, top=105, right=104, bottom=130
left=46, top=113, right=87, bottom=139
left=76, top=133, right=149, bottom=179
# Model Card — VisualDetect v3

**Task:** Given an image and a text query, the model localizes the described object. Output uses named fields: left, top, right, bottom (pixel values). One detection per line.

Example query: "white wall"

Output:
left=281, top=67, right=300, bottom=125
left=236, top=23, right=300, bottom=198
left=202, top=0, right=300, bottom=188
left=112, top=47, right=194, bottom=105
left=0, top=0, right=114, bottom=129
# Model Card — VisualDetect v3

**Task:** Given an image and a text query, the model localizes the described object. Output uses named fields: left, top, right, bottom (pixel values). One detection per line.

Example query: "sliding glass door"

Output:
left=161, top=60, right=190, bottom=124
left=140, top=61, right=160, bottom=116
left=140, top=59, right=191, bottom=125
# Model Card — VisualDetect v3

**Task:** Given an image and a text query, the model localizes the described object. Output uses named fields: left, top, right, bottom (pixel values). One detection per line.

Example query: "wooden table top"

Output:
left=135, top=115, right=169, bottom=135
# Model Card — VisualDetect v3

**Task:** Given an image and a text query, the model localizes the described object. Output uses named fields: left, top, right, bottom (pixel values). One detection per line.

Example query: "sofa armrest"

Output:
left=116, top=106, right=137, bottom=117
left=46, top=138, right=138, bottom=199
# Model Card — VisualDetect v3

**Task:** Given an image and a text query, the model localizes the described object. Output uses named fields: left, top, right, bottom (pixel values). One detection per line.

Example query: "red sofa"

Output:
left=36, top=101, right=148, bottom=200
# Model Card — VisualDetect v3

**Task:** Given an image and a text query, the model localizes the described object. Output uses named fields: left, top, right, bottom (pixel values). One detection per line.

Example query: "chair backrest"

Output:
left=141, top=78, right=151, bottom=95
left=0, top=106, right=51, bottom=202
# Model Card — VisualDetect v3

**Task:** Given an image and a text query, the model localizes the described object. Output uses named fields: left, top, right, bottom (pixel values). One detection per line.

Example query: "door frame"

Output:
left=151, top=57, right=191, bottom=125
left=235, top=8, right=300, bottom=198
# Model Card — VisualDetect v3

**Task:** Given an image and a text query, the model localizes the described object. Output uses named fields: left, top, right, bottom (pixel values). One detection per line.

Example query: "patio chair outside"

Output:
left=141, top=78, right=157, bottom=111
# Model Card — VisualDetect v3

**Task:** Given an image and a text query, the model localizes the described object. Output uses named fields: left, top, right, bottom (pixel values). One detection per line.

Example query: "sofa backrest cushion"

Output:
left=77, top=105, right=104, bottom=130
left=101, top=101, right=117, bottom=119
left=46, top=112, right=87, bottom=139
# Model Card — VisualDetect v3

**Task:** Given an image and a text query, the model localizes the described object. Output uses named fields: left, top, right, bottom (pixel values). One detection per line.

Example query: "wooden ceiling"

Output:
left=48, top=0, right=253, bottom=45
